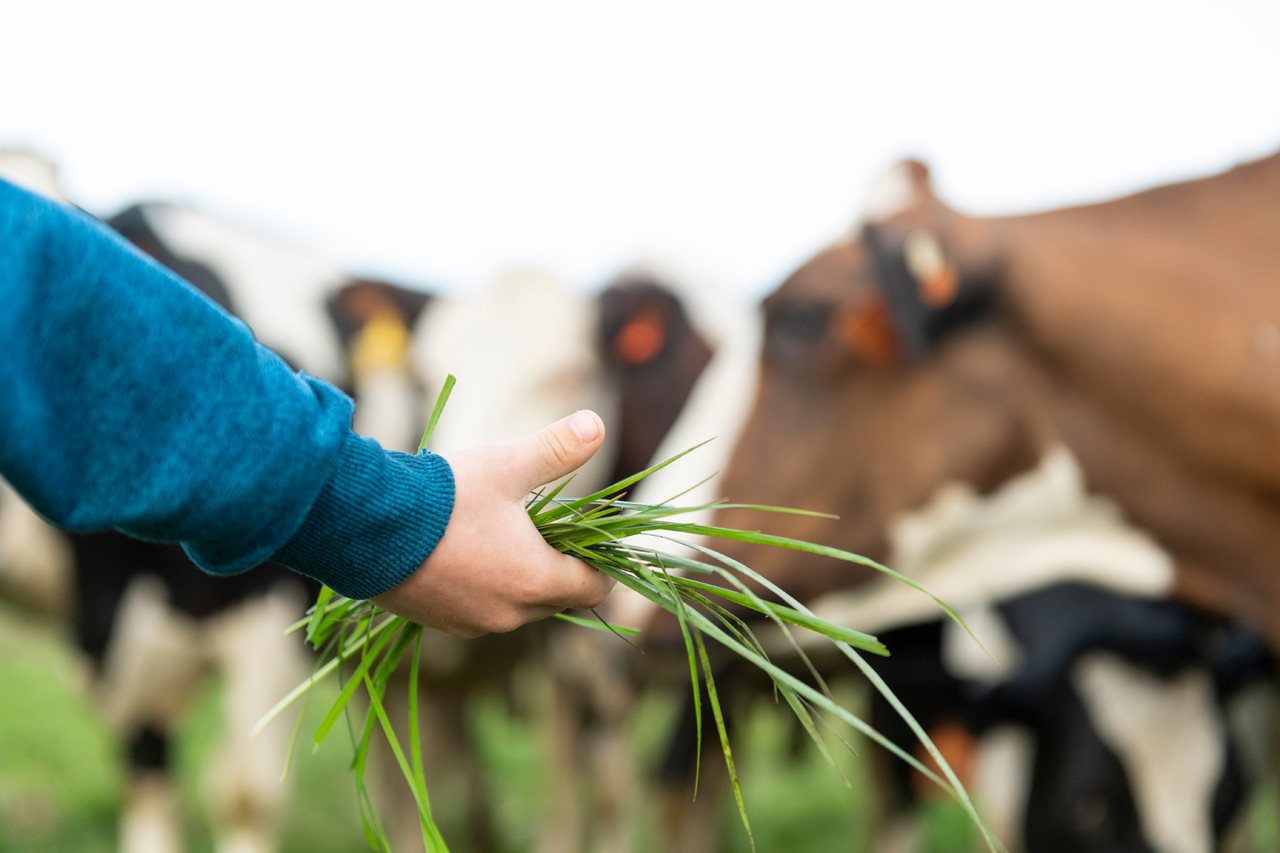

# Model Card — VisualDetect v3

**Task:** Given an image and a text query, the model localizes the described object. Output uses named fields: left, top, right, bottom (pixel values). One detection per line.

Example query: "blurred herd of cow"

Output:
left=1, top=144, right=1278, bottom=853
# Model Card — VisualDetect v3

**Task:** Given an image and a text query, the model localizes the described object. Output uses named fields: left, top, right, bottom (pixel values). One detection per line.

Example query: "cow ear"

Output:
left=904, top=229, right=960, bottom=308
left=862, top=223, right=990, bottom=360
left=612, top=307, right=667, bottom=366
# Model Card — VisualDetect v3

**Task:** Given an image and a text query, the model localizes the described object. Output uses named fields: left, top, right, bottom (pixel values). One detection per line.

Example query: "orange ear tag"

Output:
left=838, top=300, right=899, bottom=366
left=615, top=310, right=666, bottom=366
left=922, top=263, right=959, bottom=307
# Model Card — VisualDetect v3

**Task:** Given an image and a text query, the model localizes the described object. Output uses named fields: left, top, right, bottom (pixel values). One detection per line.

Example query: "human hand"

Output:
left=372, top=410, right=615, bottom=637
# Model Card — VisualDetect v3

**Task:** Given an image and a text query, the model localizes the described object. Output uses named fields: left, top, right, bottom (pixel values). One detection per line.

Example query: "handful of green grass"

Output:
left=256, top=375, right=1001, bottom=852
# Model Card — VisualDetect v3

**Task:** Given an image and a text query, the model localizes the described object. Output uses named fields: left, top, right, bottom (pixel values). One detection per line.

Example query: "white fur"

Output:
left=1074, top=654, right=1222, bottom=853
left=351, top=369, right=423, bottom=453
left=410, top=267, right=619, bottom=487
left=98, top=576, right=206, bottom=731
left=143, top=204, right=347, bottom=382
left=972, top=725, right=1034, bottom=852
left=0, top=480, right=73, bottom=619
left=98, top=577, right=308, bottom=853
left=206, top=586, right=310, bottom=853
left=942, top=603, right=1023, bottom=684
left=795, top=448, right=1174, bottom=644
left=120, top=773, right=183, bottom=853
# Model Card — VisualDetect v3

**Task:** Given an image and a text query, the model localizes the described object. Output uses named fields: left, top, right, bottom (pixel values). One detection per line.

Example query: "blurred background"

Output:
left=2, top=1, right=1279, bottom=852
left=5, top=0, right=1279, bottom=293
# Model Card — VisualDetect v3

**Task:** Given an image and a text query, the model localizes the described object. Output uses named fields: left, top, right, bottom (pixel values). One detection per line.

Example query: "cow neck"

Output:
left=969, top=158, right=1280, bottom=494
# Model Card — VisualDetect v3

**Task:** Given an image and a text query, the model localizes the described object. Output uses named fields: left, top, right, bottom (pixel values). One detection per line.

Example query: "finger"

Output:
left=504, top=410, right=606, bottom=496
left=530, top=552, right=616, bottom=611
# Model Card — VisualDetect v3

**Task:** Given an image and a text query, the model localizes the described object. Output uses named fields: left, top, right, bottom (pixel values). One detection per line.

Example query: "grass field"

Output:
left=1, top=603, right=1275, bottom=852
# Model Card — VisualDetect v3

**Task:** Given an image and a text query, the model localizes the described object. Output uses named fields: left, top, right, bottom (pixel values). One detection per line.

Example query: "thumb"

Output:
left=506, top=410, right=606, bottom=496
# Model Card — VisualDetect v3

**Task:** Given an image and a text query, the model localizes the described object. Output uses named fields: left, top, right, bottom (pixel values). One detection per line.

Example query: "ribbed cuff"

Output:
left=271, top=431, right=455, bottom=599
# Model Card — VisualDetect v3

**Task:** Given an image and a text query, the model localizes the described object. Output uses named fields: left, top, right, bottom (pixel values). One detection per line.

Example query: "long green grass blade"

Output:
left=552, top=611, right=640, bottom=637
left=417, top=373, right=457, bottom=453
left=656, top=522, right=989, bottom=658
left=695, top=630, right=753, bottom=852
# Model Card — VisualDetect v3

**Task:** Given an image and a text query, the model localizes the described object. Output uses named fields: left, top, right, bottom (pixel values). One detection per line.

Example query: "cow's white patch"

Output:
left=120, top=772, right=183, bottom=853
left=99, top=576, right=206, bottom=731
left=206, top=586, right=309, bottom=853
left=861, top=162, right=918, bottom=224
left=0, top=149, right=68, bottom=203
left=411, top=268, right=619, bottom=488
left=942, top=604, right=1023, bottom=684
left=99, top=578, right=307, bottom=853
left=144, top=205, right=347, bottom=382
left=799, top=448, right=1175, bottom=642
left=973, top=725, right=1034, bottom=851
left=0, top=480, right=73, bottom=619
left=352, top=369, right=423, bottom=452
left=1073, top=654, right=1221, bottom=853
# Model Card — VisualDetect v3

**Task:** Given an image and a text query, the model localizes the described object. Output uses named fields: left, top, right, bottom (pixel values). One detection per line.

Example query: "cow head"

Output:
left=710, top=164, right=1037, bottom=603
left=410, top=268, right=620, bottom=490
left=327, top=278, right=435, bottom=451
left=598, top=273, right=715, bottom=486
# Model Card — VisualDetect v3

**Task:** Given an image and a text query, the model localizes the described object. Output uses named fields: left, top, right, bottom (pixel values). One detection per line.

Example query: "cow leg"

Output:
left=654, top=680, right=733, bottom=853
left=121, top=768, right=184, bottom=853
left=93, top=576, right=207, bottom=852
left=0, top=482, right=73, bottom=621
left=583, top=719, right=634, bottom=853
left=120, top=725, right=183, bottom=853
left=539, top=625, right=644, bottom=853
left=438, top=690, right=498, bottom=853
left=205, top=584, right=310, bottom=853
left=655, top=746, right=725, bottom=853
left=970, top=725, right=1034, bottom=853
left=534, top=661, right=588, bottom=853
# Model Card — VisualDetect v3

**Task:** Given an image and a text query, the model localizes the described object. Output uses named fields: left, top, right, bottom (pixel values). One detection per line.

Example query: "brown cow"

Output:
left=662, top=151, right=1280, bottom=851
left=716, top=149, right=1280, bottom=645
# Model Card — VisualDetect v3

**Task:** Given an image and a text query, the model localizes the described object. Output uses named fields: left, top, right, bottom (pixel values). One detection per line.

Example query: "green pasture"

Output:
left=0, top=604, right=1275, bottom=852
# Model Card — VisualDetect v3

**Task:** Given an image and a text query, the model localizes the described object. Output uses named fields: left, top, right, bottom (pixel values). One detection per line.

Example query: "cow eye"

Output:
left=769, top=302, right=832, bottom=345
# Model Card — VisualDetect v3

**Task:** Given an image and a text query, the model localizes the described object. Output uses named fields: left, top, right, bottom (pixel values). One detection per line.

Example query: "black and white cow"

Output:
left=365, top=266, right=744, bottom=852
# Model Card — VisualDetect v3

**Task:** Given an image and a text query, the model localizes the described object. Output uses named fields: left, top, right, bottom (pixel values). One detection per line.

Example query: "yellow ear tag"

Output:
left=350, top=308, right=410, bottom=379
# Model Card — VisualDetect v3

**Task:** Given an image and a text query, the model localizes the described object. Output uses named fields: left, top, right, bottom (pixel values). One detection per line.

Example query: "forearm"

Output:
left=0, top=179, right=452, bottom=598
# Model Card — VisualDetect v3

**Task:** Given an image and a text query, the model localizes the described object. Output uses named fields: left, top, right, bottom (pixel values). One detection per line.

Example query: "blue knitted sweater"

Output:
left=0, top=178, right=454, bottom=600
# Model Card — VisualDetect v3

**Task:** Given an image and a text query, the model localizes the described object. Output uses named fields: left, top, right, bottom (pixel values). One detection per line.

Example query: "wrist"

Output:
left=272, top=431, right=456, bottom=599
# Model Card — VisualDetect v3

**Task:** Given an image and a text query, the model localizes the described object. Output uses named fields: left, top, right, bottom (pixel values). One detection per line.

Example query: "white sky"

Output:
left=3, top=0, right=1278, bottom=296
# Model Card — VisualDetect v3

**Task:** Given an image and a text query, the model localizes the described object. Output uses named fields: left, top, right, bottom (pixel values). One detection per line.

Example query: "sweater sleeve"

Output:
left=0, top=178, right=453, bottom=600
